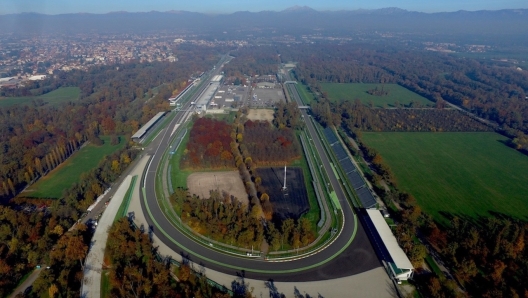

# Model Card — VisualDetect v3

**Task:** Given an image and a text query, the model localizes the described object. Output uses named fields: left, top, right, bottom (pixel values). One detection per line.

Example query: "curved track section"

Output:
left=140, top=68, right=381, bottom=282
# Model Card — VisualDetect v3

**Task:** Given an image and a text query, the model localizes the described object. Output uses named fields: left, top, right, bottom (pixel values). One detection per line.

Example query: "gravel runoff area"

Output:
left=187, top=171, right=249, bottom=206
left=127, top=155, right=395, bottom=298
left=81, top=175, right=133, bottom=298
left=247, top=108, right=274, bottom=122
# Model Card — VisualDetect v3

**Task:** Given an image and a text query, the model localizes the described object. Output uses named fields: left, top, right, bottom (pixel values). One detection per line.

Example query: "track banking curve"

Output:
left=139, top=64, right=381, bottom=282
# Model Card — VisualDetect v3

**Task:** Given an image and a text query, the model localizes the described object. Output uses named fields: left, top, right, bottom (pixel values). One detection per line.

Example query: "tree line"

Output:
left=311, top=98, right=492, bottom=133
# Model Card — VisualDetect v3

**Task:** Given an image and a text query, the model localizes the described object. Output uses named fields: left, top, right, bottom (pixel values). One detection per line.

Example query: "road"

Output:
left=138, top=62, right=381, bottom=282
left=8, top=267, right=42, bottom=298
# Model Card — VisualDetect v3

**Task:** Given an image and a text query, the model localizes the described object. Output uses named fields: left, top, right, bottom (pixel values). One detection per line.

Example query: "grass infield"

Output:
left=321, top=83, right=433, bottom=108
left=362, top=132, right=528, bottom=223
left=26, top=136, right=125, bottom=198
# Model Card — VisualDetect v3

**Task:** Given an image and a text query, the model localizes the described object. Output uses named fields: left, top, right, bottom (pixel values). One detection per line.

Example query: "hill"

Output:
left=1, top=9, right=527, bottom=43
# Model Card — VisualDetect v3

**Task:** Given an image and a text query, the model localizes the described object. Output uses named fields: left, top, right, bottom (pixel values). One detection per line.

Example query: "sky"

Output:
left=1, top=0, right=526, bottom=15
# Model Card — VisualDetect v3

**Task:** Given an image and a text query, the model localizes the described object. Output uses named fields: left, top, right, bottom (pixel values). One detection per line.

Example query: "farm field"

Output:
left=321, top=83, right=433, bottom=108
left=362, top=132, right=528, bottom=223
left=0, top=87, right=81, bottom=107
left=24, top=136, right=125, bottom=198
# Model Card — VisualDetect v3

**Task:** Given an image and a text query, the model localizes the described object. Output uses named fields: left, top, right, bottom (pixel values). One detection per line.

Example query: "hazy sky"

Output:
left=1, top=0, right=526, bottom=14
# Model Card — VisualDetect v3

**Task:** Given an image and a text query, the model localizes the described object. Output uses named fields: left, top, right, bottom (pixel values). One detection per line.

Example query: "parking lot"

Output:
left=211, top=85, right=249, bottom=110
left=250, top=86, right=286, bottom=108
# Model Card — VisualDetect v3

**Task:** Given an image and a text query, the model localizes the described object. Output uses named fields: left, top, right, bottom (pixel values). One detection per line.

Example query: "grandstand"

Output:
left=364, top=209, right=414, bottom=281
left=323, top=127, right=377, bottom=208
left=131, top=112, right=166, bottom=143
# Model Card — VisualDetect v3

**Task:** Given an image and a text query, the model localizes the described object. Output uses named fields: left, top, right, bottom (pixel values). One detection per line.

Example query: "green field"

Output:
left=362, top=132, right=528, bottom=223
left=0, top=87, right=80, bottom=107
left=321, top=83, right=433, bottom=108
left=25, top=136, right=125, bottom=198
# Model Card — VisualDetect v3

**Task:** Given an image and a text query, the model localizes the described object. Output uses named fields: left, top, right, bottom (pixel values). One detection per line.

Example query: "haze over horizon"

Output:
left=1, top=0, right=527, bottom=15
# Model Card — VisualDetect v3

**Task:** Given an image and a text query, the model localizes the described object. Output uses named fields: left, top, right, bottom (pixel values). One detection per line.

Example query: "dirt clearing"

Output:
left=247, top=109, right=274, bottom=122
left=187, top=171, right=248, bottom=205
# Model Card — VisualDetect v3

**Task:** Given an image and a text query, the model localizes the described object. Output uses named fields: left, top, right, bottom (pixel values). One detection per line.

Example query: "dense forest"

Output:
left=171, top=187, right=314, bottom=252
left=180, top=117, right=234, bottom=169
left=422, top=216, right=528, bottom=298
left=24, top=223, right=91, bottom=298
left=223, top=46, right=280, bottom=80
left=242, top=120, right=300, bottom=166
left=0, top=45, right=221, bottom=295
left=105, top=218, right=235, bottom=298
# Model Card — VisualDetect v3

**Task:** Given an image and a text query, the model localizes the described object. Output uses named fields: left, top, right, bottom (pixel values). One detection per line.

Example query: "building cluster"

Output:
left=423, top=41, right=493, bottom=53
left=0, top=33, right=248, bottom=82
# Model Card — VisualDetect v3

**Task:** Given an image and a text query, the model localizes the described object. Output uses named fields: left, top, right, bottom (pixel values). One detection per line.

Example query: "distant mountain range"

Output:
left=1, top=7, right=527, bottom=39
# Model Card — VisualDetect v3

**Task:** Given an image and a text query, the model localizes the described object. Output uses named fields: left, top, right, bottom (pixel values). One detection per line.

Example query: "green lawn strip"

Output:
left=299, top=131, right=335, bottom=229
left=425, top=255, right=445, bottom=279
left=321, top=83, right=433, bottom=108
left=0, top=87, right=80, bottom=107
left=114, top=175, right=137, bottom=222
left=26, top=136, right=125, bottom=198
left=144, top=186, right=357, bottom=273
left=100, top=270, right=111, bottom=298
left=296, top=83, right=316, bottom=105
left=292, top=133, right=320, bottom=231
left=301, top=131, right=341, bottom=237
left=142, top=112, right=176, bottom=146
left=362, top=132, right=528, bottom=223
left=169, top=121, right=194, bottom=189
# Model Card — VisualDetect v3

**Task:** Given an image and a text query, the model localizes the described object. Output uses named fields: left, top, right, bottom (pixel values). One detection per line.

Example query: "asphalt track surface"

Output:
left=139, top=65, right=381, bottom=282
